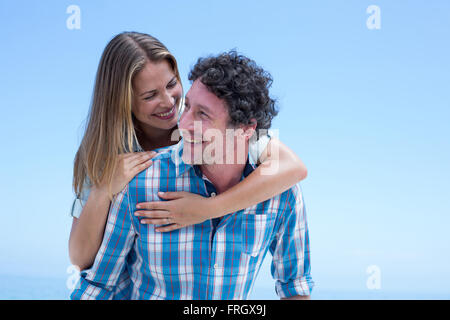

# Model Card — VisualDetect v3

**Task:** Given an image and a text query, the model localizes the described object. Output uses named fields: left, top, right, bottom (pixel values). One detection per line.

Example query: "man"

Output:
left=71, top=51, right=313, bottom=300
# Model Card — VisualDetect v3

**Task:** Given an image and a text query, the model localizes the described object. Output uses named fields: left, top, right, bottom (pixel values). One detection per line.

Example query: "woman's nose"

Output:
left=161, top=91, right=173, bottom=108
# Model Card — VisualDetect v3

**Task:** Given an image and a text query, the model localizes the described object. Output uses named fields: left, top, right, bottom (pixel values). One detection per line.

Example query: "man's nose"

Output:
left=179, top=107, right=194, bottom=131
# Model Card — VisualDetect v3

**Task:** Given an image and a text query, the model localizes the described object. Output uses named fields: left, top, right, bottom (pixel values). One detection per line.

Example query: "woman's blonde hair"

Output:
left=73, top=32, right=181, bottom=198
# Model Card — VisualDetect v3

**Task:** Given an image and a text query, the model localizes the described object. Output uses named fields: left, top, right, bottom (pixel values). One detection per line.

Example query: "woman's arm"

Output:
left=135, top=138, right=307, bottom=231
left=69, top=187, right=111, bottom=270
left=69, top=152, right=155, bottom=270
left=211, top=137, right=307, bottom=214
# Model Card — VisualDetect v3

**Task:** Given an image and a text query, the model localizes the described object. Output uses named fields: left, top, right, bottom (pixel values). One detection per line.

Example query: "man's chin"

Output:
left=182, top=141, right=229, bottom=165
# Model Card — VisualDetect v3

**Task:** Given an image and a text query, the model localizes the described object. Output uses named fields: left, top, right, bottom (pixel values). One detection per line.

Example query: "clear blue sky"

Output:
left=0, top=0, right=449, bottom=299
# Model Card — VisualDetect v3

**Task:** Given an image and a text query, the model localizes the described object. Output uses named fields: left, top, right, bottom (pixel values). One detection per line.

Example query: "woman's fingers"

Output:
left=135, top=210, right=171, bottom=219
left=128, top=151, right=156, bottom=167
left=136, top=201, right=169, bottom=211
left=128, top=152, right=156, bottom=175
left=132, top=159, right=153, bottom=175
left=135, top=193, right=192, bottom=210
left=157, top=191, right=190, bottom=200
left=140, top=218, right=174, bottom=225
left=135, top=209, right=183, bottom=231
left=135, top=210, right=175, bottom=226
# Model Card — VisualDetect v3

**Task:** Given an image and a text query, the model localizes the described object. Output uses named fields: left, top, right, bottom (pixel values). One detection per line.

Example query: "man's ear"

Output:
left=241, top=118, right=257, bottom=141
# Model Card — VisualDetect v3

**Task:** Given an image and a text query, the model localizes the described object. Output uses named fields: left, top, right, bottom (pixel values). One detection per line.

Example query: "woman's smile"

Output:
left=152, top=105, right=176, bottom=120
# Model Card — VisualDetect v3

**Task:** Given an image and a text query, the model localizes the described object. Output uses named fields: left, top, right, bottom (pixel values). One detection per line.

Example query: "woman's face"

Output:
left=132, top=59, right=182, bottom=131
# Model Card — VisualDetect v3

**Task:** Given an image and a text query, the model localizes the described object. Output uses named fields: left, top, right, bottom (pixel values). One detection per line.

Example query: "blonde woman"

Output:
left=69, top=32, right=308, bottom=271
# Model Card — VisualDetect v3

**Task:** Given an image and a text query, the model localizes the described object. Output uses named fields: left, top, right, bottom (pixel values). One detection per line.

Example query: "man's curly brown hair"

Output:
left=188, top=50, right=278, bottom=130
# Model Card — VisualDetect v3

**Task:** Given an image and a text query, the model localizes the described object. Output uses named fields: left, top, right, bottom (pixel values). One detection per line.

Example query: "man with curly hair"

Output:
left=181, top=51, right=279, bottom=167
left=71, top=51, right=313, bottom=300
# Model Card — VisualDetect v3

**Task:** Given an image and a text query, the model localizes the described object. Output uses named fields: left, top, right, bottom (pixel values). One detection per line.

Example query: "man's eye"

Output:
left=199, top=111, right=209, bottom=118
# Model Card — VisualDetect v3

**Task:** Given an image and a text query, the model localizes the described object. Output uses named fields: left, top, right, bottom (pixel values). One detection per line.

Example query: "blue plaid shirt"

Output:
left=70, top=141, right=313, bottom=300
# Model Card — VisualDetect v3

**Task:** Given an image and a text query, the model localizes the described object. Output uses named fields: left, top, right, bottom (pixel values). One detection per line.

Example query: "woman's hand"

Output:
left=97, top=151, right=157, bottom=195
left=134, top=192, right=215, bottom=232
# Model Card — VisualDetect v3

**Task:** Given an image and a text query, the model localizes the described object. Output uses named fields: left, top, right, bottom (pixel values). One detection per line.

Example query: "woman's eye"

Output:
left=167, top=80, right=177, bottom=88
left=199, top=111, right=209, bottom=118
left=144, top=95, right=155, bottom=101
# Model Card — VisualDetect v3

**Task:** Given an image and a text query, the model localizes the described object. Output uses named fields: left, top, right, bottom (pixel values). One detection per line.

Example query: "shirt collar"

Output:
left=172, top=140, right=192, bottom=177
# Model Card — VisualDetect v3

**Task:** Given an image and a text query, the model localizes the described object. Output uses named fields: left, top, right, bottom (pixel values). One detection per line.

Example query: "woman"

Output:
left=69, top=32, right=308, bottom=271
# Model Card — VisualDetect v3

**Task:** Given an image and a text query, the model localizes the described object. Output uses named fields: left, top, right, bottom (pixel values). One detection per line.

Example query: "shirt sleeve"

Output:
left=69, top=179, right=92, bottom=218
left=70, top=186, right=136, bottom=300
left=270, top=184, right=314, bottom=298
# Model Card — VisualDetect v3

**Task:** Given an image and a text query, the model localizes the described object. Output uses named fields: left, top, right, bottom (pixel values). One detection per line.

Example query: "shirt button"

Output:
left=214, top=264, right=218, bottom=269
left=210, top=192, right=216, bottom=197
